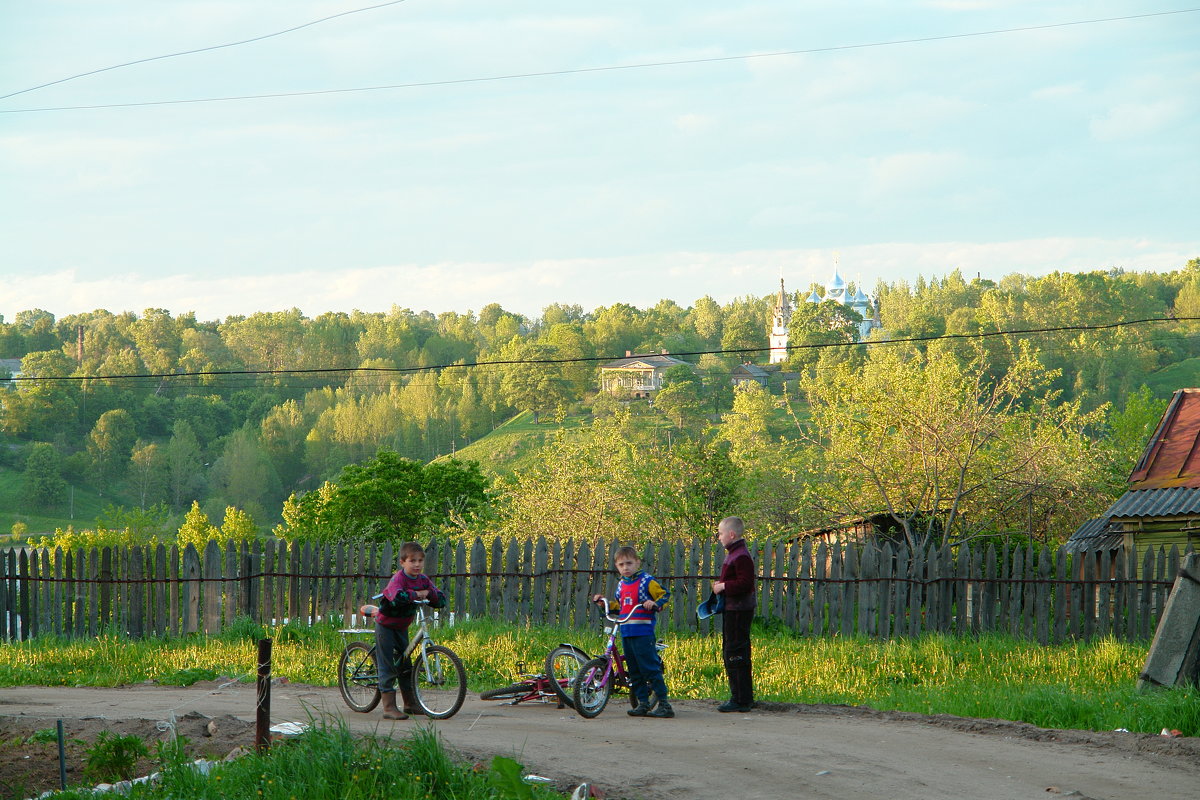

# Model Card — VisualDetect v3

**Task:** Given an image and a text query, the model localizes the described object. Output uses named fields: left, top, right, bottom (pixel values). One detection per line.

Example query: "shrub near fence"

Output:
left=0, top=538, right=1189, bottom=644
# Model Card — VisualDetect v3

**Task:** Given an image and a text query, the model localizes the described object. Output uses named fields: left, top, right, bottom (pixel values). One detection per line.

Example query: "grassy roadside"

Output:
left=2, top=618, right=1197, bottom=736
left=25, top=722, right=567, bottom=800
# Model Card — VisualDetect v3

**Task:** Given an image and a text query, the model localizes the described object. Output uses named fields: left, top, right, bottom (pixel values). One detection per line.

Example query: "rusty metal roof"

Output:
left=1128, top=388, right=1200, bottom=489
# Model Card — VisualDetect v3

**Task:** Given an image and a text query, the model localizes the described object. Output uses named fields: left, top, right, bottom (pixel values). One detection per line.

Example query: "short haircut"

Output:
left=719, top=516, right=744, bottom=537
left=399, top=541, right=425, bottom=561
left=614, top=546, right=640, bottom=562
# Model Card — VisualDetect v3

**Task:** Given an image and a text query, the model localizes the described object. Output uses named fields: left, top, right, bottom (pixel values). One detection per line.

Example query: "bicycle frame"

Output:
left=342, top=599, right=442, bottom=688
left=591, top=604, right=642, bottom=692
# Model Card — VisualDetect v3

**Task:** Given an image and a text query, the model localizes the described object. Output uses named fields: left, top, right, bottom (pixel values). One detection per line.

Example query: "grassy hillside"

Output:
left=435, top=410, right=591, bottom=479
left=1143, top=359, right=1200, bottom=398
left=0, top=468, right=109, bottom=541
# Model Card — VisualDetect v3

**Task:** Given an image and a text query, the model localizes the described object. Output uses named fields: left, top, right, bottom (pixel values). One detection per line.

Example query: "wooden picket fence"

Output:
left=0, top=537, right=1190, bottom=644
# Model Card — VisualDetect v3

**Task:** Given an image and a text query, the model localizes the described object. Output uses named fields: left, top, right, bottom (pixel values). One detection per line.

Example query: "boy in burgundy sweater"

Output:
left=713, top=516, right=756, bottom=712
left=375, top=541, right=446, bottom=720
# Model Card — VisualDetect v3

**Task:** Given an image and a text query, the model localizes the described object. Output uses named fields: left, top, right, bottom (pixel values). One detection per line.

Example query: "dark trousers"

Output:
left=722, top=609, right=754, bottom=706
left=375, top=621, right=411, bottom=695
left=622, top=633, right=668, bottom=705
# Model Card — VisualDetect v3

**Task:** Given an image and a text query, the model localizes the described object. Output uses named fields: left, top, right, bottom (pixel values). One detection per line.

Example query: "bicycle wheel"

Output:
left=545, top=645, right=588, bottom=709
left=479, top=681, right=536, bottom=702
left=338, top=641, right=381, bottom=712
left=411, top=644, right=467, bottom=719
left=571, top=657, right=612, bottom=719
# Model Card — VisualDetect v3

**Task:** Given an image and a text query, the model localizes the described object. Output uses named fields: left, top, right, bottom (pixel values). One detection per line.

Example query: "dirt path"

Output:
left=3, top=683, right=1198, bottom=800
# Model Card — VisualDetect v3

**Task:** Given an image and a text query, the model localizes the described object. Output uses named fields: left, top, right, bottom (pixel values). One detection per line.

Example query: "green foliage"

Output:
left=491, top=411, right=739, bottom=544
left=83, top=730, right=150, bottom=783
left=798, top=342, right=1115, bottom=546
left=26, top=728, right=59, bottom=744
left=22, top=442, right=66, bottom=508
left=176, top=501, right=258, bottom=550
left=276, top=450, right=489, bottom=544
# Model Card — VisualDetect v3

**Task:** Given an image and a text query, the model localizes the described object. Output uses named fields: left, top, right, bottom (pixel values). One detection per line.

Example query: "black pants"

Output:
left=722, top=609, right=754, bottom=706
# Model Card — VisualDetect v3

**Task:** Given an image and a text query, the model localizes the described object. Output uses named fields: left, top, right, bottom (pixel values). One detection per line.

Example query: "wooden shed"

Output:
left=1082, top=388, right=1200, bottom=570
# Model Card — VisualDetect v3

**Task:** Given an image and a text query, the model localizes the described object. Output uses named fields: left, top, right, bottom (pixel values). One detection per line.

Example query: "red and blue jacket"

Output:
left=602, top=570, right=670, bottom=638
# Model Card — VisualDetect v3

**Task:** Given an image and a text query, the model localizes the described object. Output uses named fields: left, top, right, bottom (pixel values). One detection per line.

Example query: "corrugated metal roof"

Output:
left=1107, top=486, right=1200, bottom=518
left=1128, top=388, right=1200, bottom=489
left=1063, top=516, right=1123, bottom=552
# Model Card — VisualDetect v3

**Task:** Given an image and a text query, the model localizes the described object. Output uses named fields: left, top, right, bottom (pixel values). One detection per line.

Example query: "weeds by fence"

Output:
left=0, top=538, right=1189, bottom=644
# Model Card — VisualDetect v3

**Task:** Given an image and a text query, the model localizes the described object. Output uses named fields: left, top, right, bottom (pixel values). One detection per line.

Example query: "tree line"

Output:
left=3, top=258, right=1198, bottom=546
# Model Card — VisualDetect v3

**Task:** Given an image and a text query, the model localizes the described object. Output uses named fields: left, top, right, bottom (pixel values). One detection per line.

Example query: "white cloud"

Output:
left=4, top=238, right=1196, bottom=324
left=1090, top=100, right=1183, bottom=142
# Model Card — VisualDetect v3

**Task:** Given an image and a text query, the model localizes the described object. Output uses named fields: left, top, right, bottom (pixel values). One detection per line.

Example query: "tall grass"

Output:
left=3, top=617, right=1196, bottom=736
left=38, top=719, right=566, bottom=800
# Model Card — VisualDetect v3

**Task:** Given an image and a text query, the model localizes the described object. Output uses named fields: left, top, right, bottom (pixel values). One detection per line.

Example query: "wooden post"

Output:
left=255, top=638, right=273, bottom=753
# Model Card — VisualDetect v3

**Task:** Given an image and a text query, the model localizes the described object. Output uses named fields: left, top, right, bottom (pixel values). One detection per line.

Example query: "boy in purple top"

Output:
left=713, top=516, right=756, bottom=712
left=376, top=541, right=446, bottom=720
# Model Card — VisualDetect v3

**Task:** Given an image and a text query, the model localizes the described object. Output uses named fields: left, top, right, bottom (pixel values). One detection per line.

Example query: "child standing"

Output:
left=375, top=541, right=446, bottom=720
left=713, top=516, right=755, bottom=712
left=591, top=546, right=674, bottom=718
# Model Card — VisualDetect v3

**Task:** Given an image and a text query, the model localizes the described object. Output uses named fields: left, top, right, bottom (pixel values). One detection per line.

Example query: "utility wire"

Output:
left=0, top=0, right=412, bottom=101
left=11, top=315, right=1198, bottom=383
left=3, top=8, right=1196, bottom=114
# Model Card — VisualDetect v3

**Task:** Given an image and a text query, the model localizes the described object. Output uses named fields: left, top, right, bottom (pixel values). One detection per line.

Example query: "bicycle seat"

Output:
left=359, top=604, right=379, bottom=618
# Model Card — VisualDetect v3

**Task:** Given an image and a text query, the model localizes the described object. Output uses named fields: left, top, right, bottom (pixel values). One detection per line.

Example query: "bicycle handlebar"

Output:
left=593, top=598, right=642, bottom=625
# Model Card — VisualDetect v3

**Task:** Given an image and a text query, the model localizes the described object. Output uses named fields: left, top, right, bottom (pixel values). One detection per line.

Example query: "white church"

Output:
left=768, top=267, right=880, bottom=364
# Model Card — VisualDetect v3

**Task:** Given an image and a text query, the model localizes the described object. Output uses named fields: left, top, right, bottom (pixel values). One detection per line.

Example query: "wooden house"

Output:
left=1068, top=389, right=1200, bottom=568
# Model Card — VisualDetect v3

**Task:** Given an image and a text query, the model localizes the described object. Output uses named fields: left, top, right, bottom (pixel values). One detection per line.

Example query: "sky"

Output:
left=2, top=1, right=1198, bottom=324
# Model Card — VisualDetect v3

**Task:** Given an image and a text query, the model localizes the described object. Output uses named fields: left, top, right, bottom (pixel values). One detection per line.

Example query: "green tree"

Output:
left=166, top=420, right=205, bottom=509
left=277, top=451, right=489, bottom=543
left=784, top=300, right=863, bottom=373
left=129, top=440, right=167, bottom=508
left=209, top=426, right=281, bottom=522
left=652, top=364, right=704, bottom=430
left=498, top=339, right=569, bottom=424
left=23, top=442, right=67, bottom=508
left=799, top=343, right=1112, bottom=547
left=86, top=409, right=137, bottom=493
left=176, top=500, right=220, bottom=550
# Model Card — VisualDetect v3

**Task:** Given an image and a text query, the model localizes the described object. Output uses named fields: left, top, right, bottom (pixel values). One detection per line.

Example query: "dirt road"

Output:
left=2, top=683, right=1198, bottom=800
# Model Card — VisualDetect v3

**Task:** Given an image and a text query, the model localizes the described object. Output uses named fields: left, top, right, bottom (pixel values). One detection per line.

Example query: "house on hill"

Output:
left=1066, top=388, right=1200, bottom=567
left=598, top=351, right=692, bottom=399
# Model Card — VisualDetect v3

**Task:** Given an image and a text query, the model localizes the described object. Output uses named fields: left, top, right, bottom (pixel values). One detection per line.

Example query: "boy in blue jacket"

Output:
left=591, top=546, right=674, bottom=718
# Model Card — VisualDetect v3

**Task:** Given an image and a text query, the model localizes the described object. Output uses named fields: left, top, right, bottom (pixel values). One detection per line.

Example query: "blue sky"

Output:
left=2, top=1, right=1197, bottom=322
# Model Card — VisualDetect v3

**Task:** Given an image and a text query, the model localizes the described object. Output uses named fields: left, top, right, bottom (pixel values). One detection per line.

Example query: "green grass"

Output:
left=3, top=618, right=1197, bottom=736
left=437, top=410, right=590, bottom=479
left=0, top=467, right=110, bottom=539
left=37, top=720, right=566, bottom=800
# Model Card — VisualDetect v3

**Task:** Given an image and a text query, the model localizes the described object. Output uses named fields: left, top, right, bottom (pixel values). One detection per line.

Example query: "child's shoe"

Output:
left=627, top=698, right=653, bottom=716
left=647, top=698, right=674, bottom=718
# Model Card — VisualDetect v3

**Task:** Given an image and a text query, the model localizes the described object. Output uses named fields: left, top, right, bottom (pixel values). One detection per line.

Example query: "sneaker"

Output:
left=717, top=700, right=752, bottom=713
left=647, top=700, right=674, bottom=718
left=627, top=701, right=653, bottom=717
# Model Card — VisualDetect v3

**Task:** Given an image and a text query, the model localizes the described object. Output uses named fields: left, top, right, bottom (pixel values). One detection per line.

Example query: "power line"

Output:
left=4, top=8, right=1196, bottom=114
left=0, top=0, right=412, bottom=101
left=11, top=315, right=1198, bottom=384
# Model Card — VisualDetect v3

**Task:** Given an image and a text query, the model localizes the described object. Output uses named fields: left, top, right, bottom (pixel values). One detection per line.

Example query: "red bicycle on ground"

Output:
left=479, top=644, right=591, bottom=709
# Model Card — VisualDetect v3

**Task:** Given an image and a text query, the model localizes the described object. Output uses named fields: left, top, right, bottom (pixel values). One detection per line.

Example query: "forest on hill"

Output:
left=3, top=259, right=1199, bottom=548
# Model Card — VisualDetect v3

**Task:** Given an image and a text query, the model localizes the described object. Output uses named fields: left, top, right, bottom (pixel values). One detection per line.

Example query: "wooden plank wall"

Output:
left=0, top=539, right=1191, bottom=644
